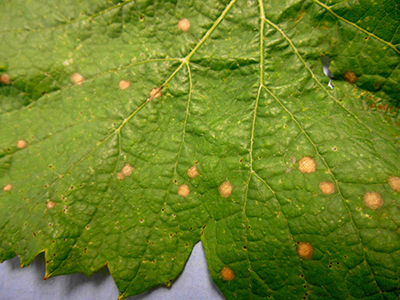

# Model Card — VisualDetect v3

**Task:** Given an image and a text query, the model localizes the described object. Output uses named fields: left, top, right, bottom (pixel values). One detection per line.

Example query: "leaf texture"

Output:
left=1, top=0, right=400, bottom=299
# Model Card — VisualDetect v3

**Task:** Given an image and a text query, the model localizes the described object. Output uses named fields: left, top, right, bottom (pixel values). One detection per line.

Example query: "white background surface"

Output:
left=0, top=241, right=224, bottom=300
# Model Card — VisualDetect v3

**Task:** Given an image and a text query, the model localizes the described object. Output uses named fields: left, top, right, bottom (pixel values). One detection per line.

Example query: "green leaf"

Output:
left=1, top=0, right=400, bottom=299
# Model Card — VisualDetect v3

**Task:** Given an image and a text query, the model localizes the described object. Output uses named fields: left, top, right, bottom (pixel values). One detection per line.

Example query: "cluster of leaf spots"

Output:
left=117, top=164, right=134, bottom=181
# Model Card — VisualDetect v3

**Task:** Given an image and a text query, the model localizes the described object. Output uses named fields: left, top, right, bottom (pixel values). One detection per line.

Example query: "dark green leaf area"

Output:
left=1, top=0, right=400, bottom=300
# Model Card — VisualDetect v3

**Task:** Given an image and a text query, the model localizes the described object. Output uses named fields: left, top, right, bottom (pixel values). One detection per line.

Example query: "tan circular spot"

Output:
left=121, top=164, right=133, bottom=176
left=117, top=173, right=124, bottom=181
left=71, top=73, right=84, bottom=85
left=119, top=80, right=130, bottom=90
left=16, top=140, right=27, bottom=149
left=388, top=176, right=400, bottom=192
left=177, top=184, right=190, bottom=197
left=363, top=191, right=383, bottom=210
left=47, top=201, right=56, bottom=209
left=220, top=266, right=234, bottom=281
left=149, top=88, right=162, bottom=99
left=178, top=18, right=190, bottom=32
left=343, top=71, right=357, bottom=84
left=187, top=165, right=199, bottom=179
left=319, top=181, right=335, bottom=195
left=3, top=184, right=12, bottom=192
left=298, top=157, right=316, bottom=174
left=218, top=181, right=232, bottom=198
left=297, top=242, right=313, bottom=260
left=0, top=74, right=10, bottom=84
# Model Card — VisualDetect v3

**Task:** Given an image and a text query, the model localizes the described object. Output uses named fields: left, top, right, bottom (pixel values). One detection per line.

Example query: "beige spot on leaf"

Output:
left=343, top=71, right=357, bottom=84
left=121, top=164, right=133, bottom=176
left=149, top=88, right=162, bottom=99
left=218, top=181, right=232, bottom=198
left=363, top=192, right=383, bottom=210
left=319, top=181, right=335, bottom=195
left=178, top=18, right=190, bottom=32
left=220, top=266, right=234, bottom=281
left=297, top=242, right=313, bottom=260
left=16, top=140, right=27, bottom=149
left=187, top=165, right=199, bottom=179
left=71, top=73, right=84, bottom=85
left=388, top=176, right=400, bottom=192
left=0, top=74, right=10, bottom=84
left=119, top=80, right=130, bottom=90
left=177, top=184, right=190, bottom=197
left=47, top=201, right=56, bottom=209
left=298, top=157, right=316, bottom=173
left=117, top=173, right=124, bottom=181
left=3, top=184, right=12, bottom=192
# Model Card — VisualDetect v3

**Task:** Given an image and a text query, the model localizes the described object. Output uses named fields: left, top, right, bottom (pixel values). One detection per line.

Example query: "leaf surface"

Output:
left=1, top=0, right=400, bottom=299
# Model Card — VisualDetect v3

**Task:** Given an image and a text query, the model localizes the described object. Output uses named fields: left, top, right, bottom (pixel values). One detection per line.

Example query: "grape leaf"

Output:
left=1, top=0, right=400, bottom=299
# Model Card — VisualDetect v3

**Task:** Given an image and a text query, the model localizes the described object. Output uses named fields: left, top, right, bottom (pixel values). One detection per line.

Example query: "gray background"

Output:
left=0, top=241, right=225, bottom=300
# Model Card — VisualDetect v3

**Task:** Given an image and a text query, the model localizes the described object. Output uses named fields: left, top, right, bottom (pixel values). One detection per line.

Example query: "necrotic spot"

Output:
left=3, top=184, right=12, bottom=192
left=319, top=181, right=335, bottom=195
left=0, top=74, right=10, bottom=84
left=220, top=266, right=234, bottom=281
left=71, top=73, right=84, bottom=85
left=177, top=184, right=190, bottom=197
left=343, top=71, right=357, bottom=84
left=16, top=140, right=27, bottom=149
left=187, top=165, right=199, bottom=179
left=121, top=164, right=133, bottom=176
left=298, top=157, right=316, bottom=173
left=388, top=176, right=400, bottom=192
left=119, top=80, right=130, bottom=90
left=178, top=18, right=190, bottom=32
left=47, top=201, right=56, bottom=209
left=218, top=181, right=232, bottom=198
left=297, top=242, right=313, bottom=260
left=363, top=191, right=383, bottom=210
